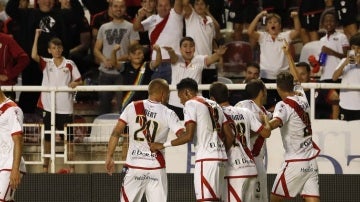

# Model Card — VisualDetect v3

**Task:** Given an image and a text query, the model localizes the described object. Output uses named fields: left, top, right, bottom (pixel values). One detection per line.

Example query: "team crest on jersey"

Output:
left=63, top=68, right=70, bottom=73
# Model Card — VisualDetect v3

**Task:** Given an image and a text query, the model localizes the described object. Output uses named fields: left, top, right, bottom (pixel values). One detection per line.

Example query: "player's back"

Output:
left=120, top=99, right=183, bottom=169
left=273, top=88, right=320, bottom=161
left=222, top=105, right=263, bottom=176
left=184, top=97, right=227, bottom=161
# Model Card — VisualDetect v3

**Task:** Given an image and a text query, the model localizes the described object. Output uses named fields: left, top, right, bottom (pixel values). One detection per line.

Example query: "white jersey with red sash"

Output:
left=142, top=9, right=183, bottom=60
left=273, top=86, right=320, bottom=161
left=119, top=100, right=184, bottom=169
left=235, top=100, right=272, bottom=158
left=0, top=99, right=26, bottom=172
left=222, top=105, right=264, bottom=177
left=183, top=96, right=228, bottom=161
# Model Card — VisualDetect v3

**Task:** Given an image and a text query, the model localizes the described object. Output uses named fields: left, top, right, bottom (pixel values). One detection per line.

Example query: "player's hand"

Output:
left=9, top=169, right=21, bottom=189
left=105, top=157, right=115, bottom=176
left=149, top=142, right=164, bottom=152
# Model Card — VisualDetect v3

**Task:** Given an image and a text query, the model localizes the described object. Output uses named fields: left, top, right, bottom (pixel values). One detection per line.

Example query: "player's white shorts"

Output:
left=194, top=160, right=225, bottom=201
left=0, top=170, right=23, bottom=202
left=271, top=158, right=319, bottom=199
left=120, top=167, right=167, bottom=202
left=223, top=175, right=257, bottom=202
left=254, top=155, right=268, bottom=202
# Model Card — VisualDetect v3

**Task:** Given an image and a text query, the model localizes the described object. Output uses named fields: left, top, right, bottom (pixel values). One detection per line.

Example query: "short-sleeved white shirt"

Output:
left=272, top=86, right=320, bottom=161
left=120, top=99, right=184, bottom=169
left=235, top=100, right=272, bottom=158
left=185, top=9, right=215, bottom=55
left=258, top=31, right=292, bottom=79
left=319, top=32, right=349, bottom=81
left=183, top=96, right=228, bottom=161
left=168, top=54, right=207, bottom=108
left=37, top=57, right=81, bottom=114
left=142, top=9, right=183, bottom=60
left=0, top=99, right=26, bottom=172
left=222, top=105, right=264, bottom=177
left=336, top=58, right=360, bottom=110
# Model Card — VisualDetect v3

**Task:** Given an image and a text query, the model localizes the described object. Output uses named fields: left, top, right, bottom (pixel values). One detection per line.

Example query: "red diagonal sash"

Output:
left=133, top=101, right=166, bottom=168
left=193, top=97, right=222, bottom=138
left=150, top=14, right=170, bottom=46
left=0, top=101, right=17, bottom=115
left=283, top=98, right=312, bottom=136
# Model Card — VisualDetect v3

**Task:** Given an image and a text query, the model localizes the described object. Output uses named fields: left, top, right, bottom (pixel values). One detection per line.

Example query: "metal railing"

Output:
left=6, top=83, right=360, bottom=173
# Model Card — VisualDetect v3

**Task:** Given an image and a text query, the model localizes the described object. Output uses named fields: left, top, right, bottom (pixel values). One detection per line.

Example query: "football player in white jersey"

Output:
left=105, top=79, right=185, bottom=202
left=235, top=79, right=272, bottom=202
left=209, top=82, right=271, bottom=202
left=0, top=89, right=26, bottom=201
left=151, top=78, right=234, bottom=201
left=268, top=42, right=320, bottom=202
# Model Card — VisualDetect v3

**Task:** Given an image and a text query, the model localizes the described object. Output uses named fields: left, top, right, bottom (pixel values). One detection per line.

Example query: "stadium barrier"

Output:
left=3, top=83, right=360, bottom=173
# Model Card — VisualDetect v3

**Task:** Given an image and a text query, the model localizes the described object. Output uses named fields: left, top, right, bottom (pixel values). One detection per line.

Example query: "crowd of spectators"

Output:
left=0, top=0, right=359, bottom=121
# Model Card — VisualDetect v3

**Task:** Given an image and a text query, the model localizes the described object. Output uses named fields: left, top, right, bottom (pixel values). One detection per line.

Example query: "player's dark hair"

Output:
left=296, top=62, right=311, bottom=73
left=180, top=36, right=195, bottom=46
left=176, top=77, right=198, bottom=93
left=245, top=79, right=265, bottom=99
left=209, top=82, right=229, bottom=104
left=349, top=32, right=360, bottom=46
left=276, top=71, right=294, bottom=92
left=48, top=37, right=63, bottom=48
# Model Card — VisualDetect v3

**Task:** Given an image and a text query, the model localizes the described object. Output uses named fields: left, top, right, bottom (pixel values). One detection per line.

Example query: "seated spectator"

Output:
left=229, top=62, right=260, bottom=105
left=332, top=33, right=360, bottom=121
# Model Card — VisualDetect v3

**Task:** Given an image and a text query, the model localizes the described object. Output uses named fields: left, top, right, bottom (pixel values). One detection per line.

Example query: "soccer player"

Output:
left=0, top=88, right=26, bottom=201
left=268, top=42, right=320, bottom=202
left=209, top=82, right=271, bottom=201
left=105, top=78, right=185, bottom=202
left=150, top=77, right=234, bottom=201
left=235, top=78, right=272, bottom=202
